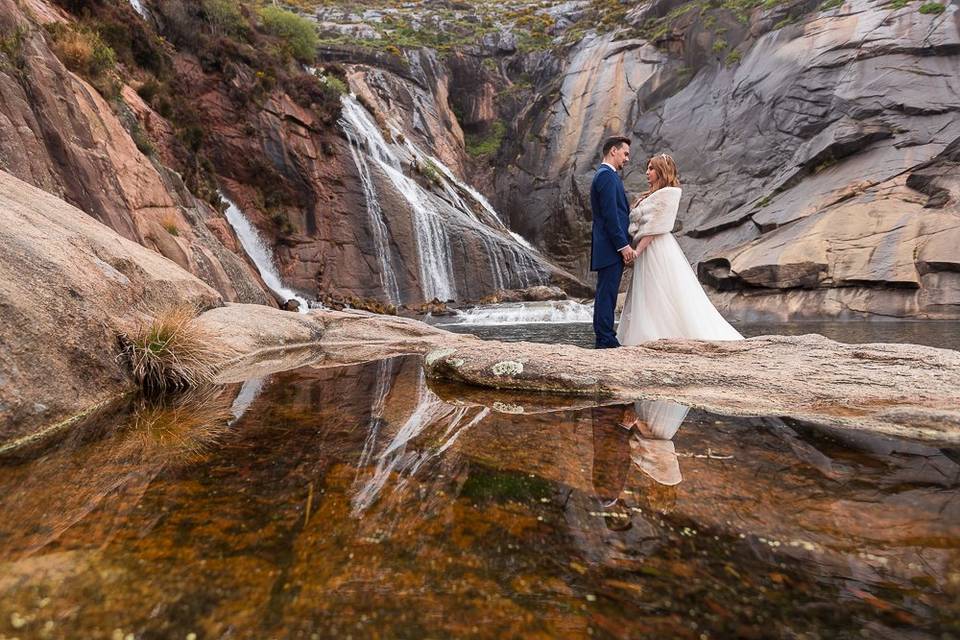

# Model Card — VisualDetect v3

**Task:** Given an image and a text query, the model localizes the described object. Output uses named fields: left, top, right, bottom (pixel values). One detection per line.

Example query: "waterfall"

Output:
left=341, top=109, right=401, bottom=303
left=128, top=0, right=148, bottom=18
left=220, top=193, right=310, bottom=312
left=338, top=95, right=548, bottom=303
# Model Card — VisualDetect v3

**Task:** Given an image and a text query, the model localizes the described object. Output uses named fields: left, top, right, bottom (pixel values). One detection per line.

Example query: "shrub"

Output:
left=119, top=305, right=228, bottom=393
left=132, top=124, right=155, bottom=156
left=257, top=5, right=318, bottom=63
left=820, top=0, right=844, bottom=10
left=0, top=25, right=27, bottom=70
left=918, top=1, right=944, bottom=12
left=324, top=75, right=348, bottom=96
left=202, top=0, right=249, bottom=37
left=725, top=49, right=742, bottom=64
left=465, top=120, right=506, bottom=157
left=712, top=37, right=728, bottom=53
left=49, top=24, right=117, bottom=78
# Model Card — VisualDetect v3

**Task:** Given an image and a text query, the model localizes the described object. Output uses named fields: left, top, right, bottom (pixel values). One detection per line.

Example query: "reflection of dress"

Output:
left=616, top=187, right=743, bottom=344
left=629, top=399, right=689, bottom=486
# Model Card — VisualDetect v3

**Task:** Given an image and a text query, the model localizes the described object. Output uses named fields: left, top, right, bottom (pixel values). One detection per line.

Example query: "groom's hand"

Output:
left=620, top=246, right=636, bottom=265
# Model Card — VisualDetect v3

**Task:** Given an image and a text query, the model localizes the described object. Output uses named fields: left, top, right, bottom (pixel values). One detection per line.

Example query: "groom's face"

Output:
left=610, top=143, right=630, bottom=170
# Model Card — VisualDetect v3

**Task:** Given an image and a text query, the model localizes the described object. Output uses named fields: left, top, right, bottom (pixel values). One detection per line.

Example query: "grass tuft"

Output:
left=119, top=305, right=228, bottom=393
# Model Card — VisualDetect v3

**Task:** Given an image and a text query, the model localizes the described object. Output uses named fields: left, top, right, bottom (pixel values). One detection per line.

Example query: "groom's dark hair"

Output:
left=602, top=136, right=631, bottom=157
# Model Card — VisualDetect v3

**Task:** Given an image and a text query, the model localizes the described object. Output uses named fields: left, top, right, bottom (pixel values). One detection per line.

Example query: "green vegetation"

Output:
left=918, top=1, right=945, bottom=13
left=465, top=120, right=507, bottom=157
left=419, top=158, right=443, bottom=185
left=820, top=0, right=844, bottom=10
left=202, top=0, right=249, bottom=38
left=774, top=14, right=795, bottom=28
left=0, top=25, right=27, bottom=70
left=47, top=23, right=116, bottom=77
left=725, top=49, right=742, bottom=65
left=161, top=215, right=180, bottom=236
left=119, top=305, right=225, bottom=393
left=712, top=37, right=728, bottom=53
left=257, top=5, right=318, bottom=63
left=131, top=123, right=155, bottom=157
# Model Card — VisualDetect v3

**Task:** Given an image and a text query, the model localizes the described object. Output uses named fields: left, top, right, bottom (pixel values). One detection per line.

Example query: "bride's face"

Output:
left=646, top=162, right=659, bottom=188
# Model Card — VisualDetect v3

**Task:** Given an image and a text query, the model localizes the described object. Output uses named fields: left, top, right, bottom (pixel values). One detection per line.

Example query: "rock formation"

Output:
left=0, top=170, right=221, bottom=445
left=0, top=0, right=273, bottom=305
left=2, top=171, right=958, bottom=450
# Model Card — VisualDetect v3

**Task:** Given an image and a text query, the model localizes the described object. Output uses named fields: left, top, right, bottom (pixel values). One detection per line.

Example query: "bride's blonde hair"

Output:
left=635, top=153, right=681, bottom=205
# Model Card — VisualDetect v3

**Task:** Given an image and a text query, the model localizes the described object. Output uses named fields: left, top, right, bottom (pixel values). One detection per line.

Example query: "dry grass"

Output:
left=119, top=305, right=229, bottom=393
left=160, top=213, right=180, bottom=236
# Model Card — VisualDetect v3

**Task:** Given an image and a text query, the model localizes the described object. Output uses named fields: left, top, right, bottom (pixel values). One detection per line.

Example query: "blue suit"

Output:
left=590, top=164, right=630, bottom=349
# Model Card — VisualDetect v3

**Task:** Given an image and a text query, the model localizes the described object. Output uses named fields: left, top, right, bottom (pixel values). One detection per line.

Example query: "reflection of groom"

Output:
left=590, top=136, right=636, bottom=349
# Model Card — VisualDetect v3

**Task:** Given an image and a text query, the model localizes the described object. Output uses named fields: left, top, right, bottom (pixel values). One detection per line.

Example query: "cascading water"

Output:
left=220, top=193, right=310, bottom=312
left=338, top=94, right=549, bottom=303
left=341, top=108, right=401, bottom=303
left=128, top=0, right=148, bottom=18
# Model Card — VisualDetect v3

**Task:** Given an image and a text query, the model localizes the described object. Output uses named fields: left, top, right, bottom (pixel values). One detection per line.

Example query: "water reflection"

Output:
left=0, top=357, right=957, bottom=639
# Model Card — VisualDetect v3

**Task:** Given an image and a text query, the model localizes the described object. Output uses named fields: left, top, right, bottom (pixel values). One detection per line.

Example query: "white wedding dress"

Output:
left=616, top=187, right=743, bottom=344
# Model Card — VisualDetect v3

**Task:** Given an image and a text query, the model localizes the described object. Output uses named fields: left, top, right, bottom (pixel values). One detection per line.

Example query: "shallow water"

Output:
left=1, top=357, right=957, bottom=639
left=439, top=319, right=960, bottom=351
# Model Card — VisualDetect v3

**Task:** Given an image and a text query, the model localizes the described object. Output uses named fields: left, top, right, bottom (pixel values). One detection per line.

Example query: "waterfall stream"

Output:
left=220, top=193, right=310, bottom=312
left=128, top=0, right=148, bottom=18
left=338, top=95, right=547, bottom=303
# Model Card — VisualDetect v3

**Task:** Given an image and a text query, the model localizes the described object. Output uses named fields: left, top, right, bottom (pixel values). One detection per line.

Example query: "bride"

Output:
left=616, top=153, right=743, bottom=344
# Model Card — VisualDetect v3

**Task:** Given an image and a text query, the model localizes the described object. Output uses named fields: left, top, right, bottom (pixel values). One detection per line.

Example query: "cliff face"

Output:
left=0, top=0, right=273, bottom=305
left=0, top=0, right=586, bottom=308
left=0, top=170, right=221, bottom=443
left=2, top=0, right=956, bottom=317
left=489, top=0, right=960, bottom=319
left=308, top=0, right=960, bottom=319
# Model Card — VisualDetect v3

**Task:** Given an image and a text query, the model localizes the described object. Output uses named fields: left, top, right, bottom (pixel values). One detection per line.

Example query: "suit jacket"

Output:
left=590, top=164, right=631, bottom=271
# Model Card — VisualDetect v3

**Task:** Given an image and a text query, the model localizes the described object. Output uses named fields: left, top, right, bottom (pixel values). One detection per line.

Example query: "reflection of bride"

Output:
left=562, top=399, right=691, bottom=568
left=628, top=399, right=689, bottom=487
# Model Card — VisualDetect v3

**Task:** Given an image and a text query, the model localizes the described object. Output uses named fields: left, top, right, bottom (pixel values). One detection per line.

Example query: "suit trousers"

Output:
left=593, top=260, right=623, bottom=349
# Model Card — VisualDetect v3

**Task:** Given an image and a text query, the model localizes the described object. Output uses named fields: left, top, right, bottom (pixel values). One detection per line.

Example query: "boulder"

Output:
left=0, top=171, right=221, bottom=447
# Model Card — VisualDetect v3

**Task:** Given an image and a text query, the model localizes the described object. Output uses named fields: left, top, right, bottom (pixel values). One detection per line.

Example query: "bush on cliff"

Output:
left=257, top=5, right=318, bottom=63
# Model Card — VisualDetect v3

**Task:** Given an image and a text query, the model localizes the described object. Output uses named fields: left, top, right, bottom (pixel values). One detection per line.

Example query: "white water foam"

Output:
left=441, top=300, right=595, bottom=325
left=128, top=0, right=148, bottom=18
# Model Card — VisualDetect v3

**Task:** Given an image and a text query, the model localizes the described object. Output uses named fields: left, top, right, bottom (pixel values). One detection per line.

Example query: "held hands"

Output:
left=620, top=246, right=637, bottom=265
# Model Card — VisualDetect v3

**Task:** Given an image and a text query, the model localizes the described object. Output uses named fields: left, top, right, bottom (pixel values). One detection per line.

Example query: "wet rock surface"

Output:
left=424, top=333, right=960, bottom=442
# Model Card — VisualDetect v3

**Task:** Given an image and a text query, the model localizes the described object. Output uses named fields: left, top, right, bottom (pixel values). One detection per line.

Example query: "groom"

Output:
left=590, top=136, right=636, bottom=349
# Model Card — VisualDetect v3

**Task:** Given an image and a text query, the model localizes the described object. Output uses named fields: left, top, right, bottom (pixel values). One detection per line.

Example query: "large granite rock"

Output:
left=489, top=0, right=960, bottom=318
left=0, top=171, right=221, bottom=446
left=0, top=0, right=273, bottom=306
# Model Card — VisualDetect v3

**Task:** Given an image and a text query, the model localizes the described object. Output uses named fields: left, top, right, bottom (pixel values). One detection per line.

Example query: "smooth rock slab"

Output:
left=423, top=334, right=960, bottom=442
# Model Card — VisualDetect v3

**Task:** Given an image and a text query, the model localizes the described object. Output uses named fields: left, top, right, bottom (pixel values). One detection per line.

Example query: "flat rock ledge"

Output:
left=421, top=334, right=960, bottom=443
left=197, top=305, right=960, bottom=442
